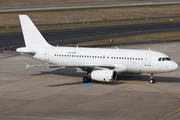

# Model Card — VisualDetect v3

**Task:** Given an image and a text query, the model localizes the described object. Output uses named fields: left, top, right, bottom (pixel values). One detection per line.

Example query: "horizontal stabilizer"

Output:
left=25, top=63, right=30, bottom=69
left=16, top=47, right=36, bottom=54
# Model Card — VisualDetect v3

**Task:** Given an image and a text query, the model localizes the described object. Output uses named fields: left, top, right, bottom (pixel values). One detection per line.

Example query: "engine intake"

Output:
left=91, top=70, right=117, bottom=82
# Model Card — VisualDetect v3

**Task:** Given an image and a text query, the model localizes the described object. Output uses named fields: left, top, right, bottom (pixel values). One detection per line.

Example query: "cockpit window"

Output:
left=162, top=58, right=166, bottom=61
left=158, top=57, right=171, bottom=61
left=166, top=57, right=171, bottom=60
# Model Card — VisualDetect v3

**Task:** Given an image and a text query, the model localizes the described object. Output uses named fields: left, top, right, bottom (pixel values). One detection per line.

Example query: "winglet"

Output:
left=25, top=63, right=29, bottom=69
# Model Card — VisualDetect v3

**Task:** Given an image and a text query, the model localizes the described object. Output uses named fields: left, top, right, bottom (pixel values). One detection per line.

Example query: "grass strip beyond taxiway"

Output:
left=61, top=31, right=180, bottom=47
left=1, top=3, right=180, bottom=32
left=1, top=18, right=180, bottom=34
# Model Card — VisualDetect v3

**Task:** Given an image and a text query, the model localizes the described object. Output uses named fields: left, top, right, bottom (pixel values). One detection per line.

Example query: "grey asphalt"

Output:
left=0, top=22, right=180, bottom=51
left=0, top=41, right=180, bottom=120
left=1, top=0, right=180, bottom=12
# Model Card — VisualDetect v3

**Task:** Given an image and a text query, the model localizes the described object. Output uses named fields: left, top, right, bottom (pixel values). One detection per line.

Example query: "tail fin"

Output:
left=19, top=15, right=51, bottom=47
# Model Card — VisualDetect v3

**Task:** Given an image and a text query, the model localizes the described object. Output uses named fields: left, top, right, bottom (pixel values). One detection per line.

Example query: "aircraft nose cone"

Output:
left=171, top=61, right=179, bottom=71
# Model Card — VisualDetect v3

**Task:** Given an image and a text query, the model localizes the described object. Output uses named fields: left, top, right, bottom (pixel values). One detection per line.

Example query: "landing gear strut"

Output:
left=83, top=76, right=91, bottom=83
left=149, top=73, right=155, bottom=84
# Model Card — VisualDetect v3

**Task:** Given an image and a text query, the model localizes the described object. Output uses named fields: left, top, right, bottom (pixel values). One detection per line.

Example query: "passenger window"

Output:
left=138, top=58, right=140, bottom=60
left=141, top=58, right=143, bottom=60
left=117, top=57, right=118, bottom=59
left=103, top=56, right=105, bottom=59
left=119, top=57, right=121, bottom=59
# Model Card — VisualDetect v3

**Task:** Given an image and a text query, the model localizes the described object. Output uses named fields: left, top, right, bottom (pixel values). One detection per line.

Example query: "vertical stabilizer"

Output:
left=19, top=15, right=51, bottom=47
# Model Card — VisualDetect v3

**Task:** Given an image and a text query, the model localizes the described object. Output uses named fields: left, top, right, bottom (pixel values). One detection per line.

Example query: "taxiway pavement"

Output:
left=0, top=41, right=180, bottom=120
left=1, top=22, right=180, bottom=51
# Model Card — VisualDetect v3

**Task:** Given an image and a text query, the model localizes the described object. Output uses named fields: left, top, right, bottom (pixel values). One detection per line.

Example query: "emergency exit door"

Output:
left=145, top=53, right=151, bottom=66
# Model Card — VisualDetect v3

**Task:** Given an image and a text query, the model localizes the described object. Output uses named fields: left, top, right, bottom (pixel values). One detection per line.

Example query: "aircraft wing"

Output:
left=25, top=63, right=115, bottom=70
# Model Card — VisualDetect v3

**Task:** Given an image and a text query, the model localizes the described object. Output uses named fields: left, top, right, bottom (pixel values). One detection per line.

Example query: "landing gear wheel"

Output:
left=83, top=77, right=91, bottom=83
left=149, top=73, right=155, bottom=84
left=149, top=79, right=155, bottom=84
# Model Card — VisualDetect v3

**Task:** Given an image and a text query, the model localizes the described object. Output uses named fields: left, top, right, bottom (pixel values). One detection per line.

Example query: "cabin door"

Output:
left=145, top=53, right=151, bottom=66
left=44, top=49, right=50, bottom=62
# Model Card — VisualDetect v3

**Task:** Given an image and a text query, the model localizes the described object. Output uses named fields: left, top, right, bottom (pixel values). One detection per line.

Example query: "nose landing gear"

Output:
left=149, top=73, right=155, bottom=84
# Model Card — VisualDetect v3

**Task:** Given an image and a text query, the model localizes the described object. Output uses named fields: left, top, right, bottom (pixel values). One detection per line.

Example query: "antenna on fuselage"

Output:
left=76, top=45, right=78, bottom=48
left=115, top=46, right=119, bottom=49
left=148, top=48, right=151, bottom=51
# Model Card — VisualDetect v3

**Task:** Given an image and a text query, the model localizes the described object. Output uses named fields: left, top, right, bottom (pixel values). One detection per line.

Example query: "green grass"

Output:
left=1, top=17, right=180, bottom=34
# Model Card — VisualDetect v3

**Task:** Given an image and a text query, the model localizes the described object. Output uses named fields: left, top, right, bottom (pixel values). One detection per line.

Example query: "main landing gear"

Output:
left=149, top=73, right=155, bottom=84
left=83, top=76, right=91, bottom=83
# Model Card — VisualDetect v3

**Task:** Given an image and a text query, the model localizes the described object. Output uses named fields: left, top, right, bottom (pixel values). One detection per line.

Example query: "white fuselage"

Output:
left=16, top=15, right=179, bottom=83
left=26, top=46, right=178, bottom=74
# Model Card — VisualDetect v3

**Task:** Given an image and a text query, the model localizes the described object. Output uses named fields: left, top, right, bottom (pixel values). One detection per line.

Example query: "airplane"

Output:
left=16, top=15, right=179, bottom=84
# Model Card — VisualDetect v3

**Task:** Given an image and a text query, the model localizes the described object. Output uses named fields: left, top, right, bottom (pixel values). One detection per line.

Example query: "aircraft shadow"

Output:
left=33, top=68, right=126, bottom=86
left=32, top=68, right=180, bottom=85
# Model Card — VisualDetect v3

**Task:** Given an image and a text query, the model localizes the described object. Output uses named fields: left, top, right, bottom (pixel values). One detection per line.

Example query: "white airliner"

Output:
left=16, top=15, right=179, bottom=84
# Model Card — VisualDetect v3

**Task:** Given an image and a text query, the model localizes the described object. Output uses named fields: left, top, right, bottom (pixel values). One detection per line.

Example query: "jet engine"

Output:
left=90, top=70, right=117, bottom=82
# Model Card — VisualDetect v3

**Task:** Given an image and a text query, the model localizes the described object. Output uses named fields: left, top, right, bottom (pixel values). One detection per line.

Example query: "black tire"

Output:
left=83, top=77, right=89, bottom=83
left=87, top=78, right=91, bottom=82
left=149, top=79, right=154, bottom=84
left=83, top=76, right=92, bottom=83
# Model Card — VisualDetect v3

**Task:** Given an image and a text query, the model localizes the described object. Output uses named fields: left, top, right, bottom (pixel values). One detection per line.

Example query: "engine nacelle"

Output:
left=91, top=70, right=117, bottom=82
